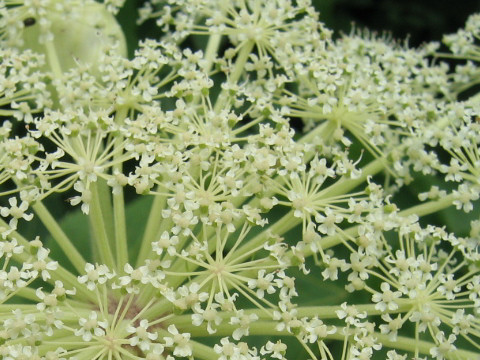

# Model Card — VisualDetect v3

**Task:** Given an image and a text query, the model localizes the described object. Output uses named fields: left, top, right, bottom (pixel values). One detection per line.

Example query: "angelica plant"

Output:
left=0, top=1, right=479, bottom=359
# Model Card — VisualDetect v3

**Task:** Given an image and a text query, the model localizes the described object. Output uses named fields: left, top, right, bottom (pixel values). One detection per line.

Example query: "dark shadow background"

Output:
left=315, top=0, right=480, bottom=46
left=118, top=0, right=480, bottom=57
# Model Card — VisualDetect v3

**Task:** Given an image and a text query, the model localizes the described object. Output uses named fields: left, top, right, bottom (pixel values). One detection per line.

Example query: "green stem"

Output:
left=232, top=211, right=300, bottom=258
left=0, top=303, right=41, bottom=312
left=399, top=193, right=456, bottom=218
left=44, top=40, right=63, bottom=79
left=113, top=108, right=129, bottom=267
left=135, top=194, right=167, bottom=267
left=96, top=178, right=115, bottom=253
left=213, top=40, right=255, bottom=113
left=286, top=302, right=411, bottom=319
left=298, top=121, right=330, bottom=145
left=89, top=182, right=116, bottom=269
left=175, top=319, right=478, bottom=360
left=166, top=302, right=412, bottom=331
left=4, top=287, right=39, bottom=303
left=32, top=201, right=86, bottom=274
left=230, top=41, right=255, bottom=83
left=139, top=296, right=172, bottom=322
left=375, top=333, right=479, bottom=360
left=203, top=34, right=222, bottom=74
left=191, top=340, right=221, bottom=360
left=321, top=157, right=385, bottom=197
left=0, top=109, right=16, bottom=116
left=113, top=186, right=128, bottom=265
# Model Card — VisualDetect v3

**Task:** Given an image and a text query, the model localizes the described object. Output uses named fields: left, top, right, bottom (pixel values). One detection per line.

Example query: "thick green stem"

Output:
left=113, top=187, right=128, bottom=266
left=89, top=182, right=116, bottom=269
left=96, top=178, right=115, bottom=252
left=135, top=194, right=167, bottom=267
left=175, top=318, right=478, bottom=360
left=233, top=211, right=300, bottom=258
left=203, top=34, right=222, bottom=74
left=375, top=333, right=479, bottom=360
left=298, top=121, right=330, bottom=146
left=140, top=297, right=172, bottom=320
left=44, top=40, right=63, bottom=79
left=191, top=340, right=221, bottom=360
left=4, top=287, right=39, bottom=303
left=167, top=302, right=411, bottom=330
left=320, top=157, right=385, bottom=198
left=214, top=40, right=255, bottom=112
left=113, top=108, right=129, bottom=267
left=32, top=201, right=86, bottom=274
left=399, top=193, right=456, bottom=218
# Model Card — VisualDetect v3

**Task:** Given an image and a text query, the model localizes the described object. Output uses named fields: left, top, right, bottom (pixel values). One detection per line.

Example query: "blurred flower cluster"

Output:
left=0, top=1, right=479, bottom=359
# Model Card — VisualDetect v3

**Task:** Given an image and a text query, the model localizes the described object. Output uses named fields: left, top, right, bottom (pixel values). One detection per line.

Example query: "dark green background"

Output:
left=315, top=0, right=480, bottom=46
left=117, top=0, right=480, bottom=56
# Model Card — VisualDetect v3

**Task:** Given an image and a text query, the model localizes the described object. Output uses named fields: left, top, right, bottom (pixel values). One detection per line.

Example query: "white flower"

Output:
left=336, top=303, right=367, bottom=327
left=152, top=231, right=178, bottom=256
left=430, top=332, right=456, bottom=359
left=163, top=325, right=192, bottom=357
left=75, top=311, right=108, bottom=342
left=437, top=273, right=461, bottom=300
left=78, top=263, right=115, bottom=291
left=0, top=238, right=23, bottom=258
left=247, top=269, right=276, bottom=298
left=229, top=310, right=258, bottom=340
left=126, top=319, right=158, bottom=351
left=191, top=303, right=222, bottom=334
left=0, top=197, right=33, bottom=228
left=372, top=282, right=402, bottom=312
left=27, top=247, right=58, bottom=281
left=260, top=340, right=287, bottom=360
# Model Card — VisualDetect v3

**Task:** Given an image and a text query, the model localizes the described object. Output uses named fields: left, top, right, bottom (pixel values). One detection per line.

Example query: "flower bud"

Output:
left=29, top=237, right=43, bottom=255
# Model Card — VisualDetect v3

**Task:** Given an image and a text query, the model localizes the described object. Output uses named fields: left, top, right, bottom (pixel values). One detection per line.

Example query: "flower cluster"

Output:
left=0, top=1, right=479, bottom=359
